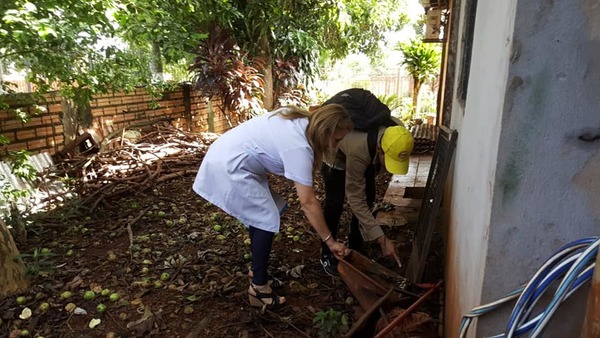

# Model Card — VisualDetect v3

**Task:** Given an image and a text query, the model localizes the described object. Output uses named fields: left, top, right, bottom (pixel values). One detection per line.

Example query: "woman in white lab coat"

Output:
left=193, top=104, right=353, bottom=308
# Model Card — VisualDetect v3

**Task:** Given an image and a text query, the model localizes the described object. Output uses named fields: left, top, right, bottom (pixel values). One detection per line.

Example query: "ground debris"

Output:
left=47, top=122, right=216, bottom=211
left=126, top=305, right=165, bottom=336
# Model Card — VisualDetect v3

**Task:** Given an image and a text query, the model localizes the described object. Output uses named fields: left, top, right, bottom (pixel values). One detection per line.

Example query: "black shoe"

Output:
left=320, top=254, right=338, bottom=276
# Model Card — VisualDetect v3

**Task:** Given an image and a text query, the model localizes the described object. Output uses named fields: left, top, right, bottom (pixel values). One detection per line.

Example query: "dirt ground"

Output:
left=0, top=128, right=443, bottom=338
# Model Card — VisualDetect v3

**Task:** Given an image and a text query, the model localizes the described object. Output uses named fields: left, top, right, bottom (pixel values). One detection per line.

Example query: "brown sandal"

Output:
left=248, top=284, right=286, bottom=308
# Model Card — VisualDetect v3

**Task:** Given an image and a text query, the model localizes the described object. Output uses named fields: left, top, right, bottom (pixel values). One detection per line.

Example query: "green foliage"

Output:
left=340, top=0, right=409, bottom=57
left=396, top=39, right=441, bottom=115
left=397, top=39, right=441, bottom=85
left=19, top=247, right=56, bottom=276
left=189, top=24, right=265, bottom=122
left=0, top=0, right=154, bottom=124
left=224, top=0, right=409, bottom=86
left=313, top=308, right=348, bottom=338
left=398, top=98, right=416, bottom=126
left=1, top=0, right=415, bottom=126
left=377, top=93, right=403, bottom=112
left=114, top=0, right=211, bottom=62
left=2, top=150, right=35, bottom=180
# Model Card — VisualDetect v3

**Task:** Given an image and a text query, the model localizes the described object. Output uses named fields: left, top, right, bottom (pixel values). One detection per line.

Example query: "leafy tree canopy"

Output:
left=224, top=0, right=409, bottom=79
left=1, top=0, right=412, bottom=104
left=113, top=0, right=242, bottom=64
left=1, top=0, right=152, bottom=98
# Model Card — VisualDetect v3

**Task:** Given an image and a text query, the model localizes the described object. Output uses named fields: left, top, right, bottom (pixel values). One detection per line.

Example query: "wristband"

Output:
left=322, top=233, right=332, bottom=243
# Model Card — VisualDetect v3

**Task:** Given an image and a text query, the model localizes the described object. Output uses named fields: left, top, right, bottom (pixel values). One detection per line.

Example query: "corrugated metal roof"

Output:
left=1, top=152, right=68, bottom=217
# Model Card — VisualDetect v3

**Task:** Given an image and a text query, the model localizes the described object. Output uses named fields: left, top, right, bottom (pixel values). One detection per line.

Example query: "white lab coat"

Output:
left=193, top=109, right=314, bottom=233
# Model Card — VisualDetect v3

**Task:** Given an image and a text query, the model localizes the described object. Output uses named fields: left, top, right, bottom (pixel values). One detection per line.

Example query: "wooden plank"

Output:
left=581, top=249, right=600, bottom=337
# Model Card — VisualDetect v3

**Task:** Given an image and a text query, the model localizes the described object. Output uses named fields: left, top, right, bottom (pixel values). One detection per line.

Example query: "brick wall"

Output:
left=0, top=85, right=232, bottom=155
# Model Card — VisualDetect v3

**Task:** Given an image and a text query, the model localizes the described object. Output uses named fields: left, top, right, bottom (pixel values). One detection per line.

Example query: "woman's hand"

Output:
left=294, top=182, right=351, bottom=259
left=327, top=239, right=351, bottom=259
left=377, top=235, right=402, bottom=268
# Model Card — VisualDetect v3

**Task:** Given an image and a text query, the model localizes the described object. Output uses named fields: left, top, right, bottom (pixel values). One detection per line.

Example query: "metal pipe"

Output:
left=374, top=280, right=444, bottom=338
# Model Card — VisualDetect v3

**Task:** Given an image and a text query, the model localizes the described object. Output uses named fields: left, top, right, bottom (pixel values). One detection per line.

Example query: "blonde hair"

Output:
left=273, top=104, right=353, bottom=171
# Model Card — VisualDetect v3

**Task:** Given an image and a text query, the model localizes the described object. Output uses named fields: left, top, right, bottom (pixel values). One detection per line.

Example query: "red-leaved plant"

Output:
left=273, top=58, right=308, bottom=108
left=189, top=24, right=265, bottom=123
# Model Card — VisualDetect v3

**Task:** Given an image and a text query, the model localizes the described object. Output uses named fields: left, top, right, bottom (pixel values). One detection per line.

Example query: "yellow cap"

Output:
left=381, top=126, right=414, bottom=175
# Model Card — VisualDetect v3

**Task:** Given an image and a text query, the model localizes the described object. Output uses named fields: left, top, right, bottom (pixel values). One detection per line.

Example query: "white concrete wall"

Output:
left=444, top=0, right=517, bottom=336
left=446, top=0, right=600, bottom=337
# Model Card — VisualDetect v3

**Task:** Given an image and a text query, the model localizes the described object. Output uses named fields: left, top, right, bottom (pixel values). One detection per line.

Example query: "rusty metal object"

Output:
left=338, top=251, right=442, bottom=338
left=338, top=251, right=407, bottom=337
left=374, top=280, right=443, bottom=338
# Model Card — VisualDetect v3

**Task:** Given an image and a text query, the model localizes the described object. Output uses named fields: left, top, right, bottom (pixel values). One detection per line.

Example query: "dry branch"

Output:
left=46, top=122, right=216, bottom=211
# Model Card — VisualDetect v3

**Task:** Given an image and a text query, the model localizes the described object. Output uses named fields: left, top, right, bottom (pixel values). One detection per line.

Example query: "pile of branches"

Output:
left=48, top=121, right=218, bottom=211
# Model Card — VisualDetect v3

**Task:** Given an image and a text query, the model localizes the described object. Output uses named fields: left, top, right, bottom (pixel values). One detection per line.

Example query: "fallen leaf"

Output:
left=19, top=307, right=32, bottom=320
left=65, top=303, right=77, bottom=313
left=126, top=305, right=165, bottom=336
left=89, top=318, right=101, bottom=329
left=90, top=283, right=103, bottom=293
left=74, top=307, right=88, bottom=315
left=289, top=265, right=305, bottom=278
left=130, top=298, right=143, bottom=306
left=66, top=275, right=84, bottom=290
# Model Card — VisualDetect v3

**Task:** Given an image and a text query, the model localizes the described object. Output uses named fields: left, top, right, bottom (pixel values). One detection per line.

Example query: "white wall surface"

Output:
left=444, top=0, right=517, bottom=336
left=446, top=0, right=600, bottom=337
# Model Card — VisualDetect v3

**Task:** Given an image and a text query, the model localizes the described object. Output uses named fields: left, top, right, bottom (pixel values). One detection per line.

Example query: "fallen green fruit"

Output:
left=109, top=293, right=120, bottom=302
left=159, top=272, right=170, bottom=281
left=60, top=291, right=73, bottom=299
left=96, top=303, right=107, bottom=313
left=101, top=289, right=111, bottom=296
left=83, top=291, right=95, bottom=300
left=16, top=296, right=26, bottom=305
left=39, top=302, right=50, bottom=312
left=106, top=252, right=117, bottom=261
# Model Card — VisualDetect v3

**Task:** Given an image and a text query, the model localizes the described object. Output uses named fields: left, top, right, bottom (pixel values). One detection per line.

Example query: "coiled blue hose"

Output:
left=458, top=236, right=599, bottom=338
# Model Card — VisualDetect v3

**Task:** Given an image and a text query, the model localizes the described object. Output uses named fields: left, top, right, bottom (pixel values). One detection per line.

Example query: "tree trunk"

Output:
left=413, top=78, right=422, bottom=117
left=150, top=41, right=164, bottom=82
left=0, top=219, right=29, bottom=297
left=207, top=99, right=215, bottom=132
left=260, top=33, right=274, bottom=110
left=263, top=61, right=274, bottom=110
left=61, top=98, right=78, bottom=142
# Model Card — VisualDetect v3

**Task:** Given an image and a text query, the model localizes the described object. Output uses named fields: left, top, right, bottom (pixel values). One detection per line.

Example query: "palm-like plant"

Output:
left=397, top=39, right=441, bottom=118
